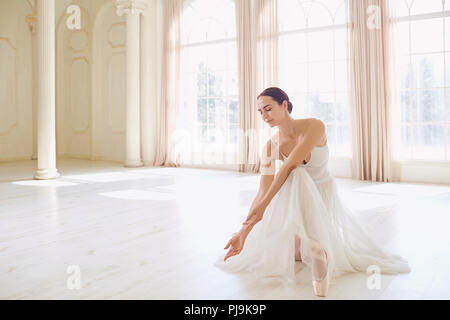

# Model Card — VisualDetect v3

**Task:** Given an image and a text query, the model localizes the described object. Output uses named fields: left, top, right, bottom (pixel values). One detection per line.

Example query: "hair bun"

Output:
left=287, top=101, right=293, bottom=114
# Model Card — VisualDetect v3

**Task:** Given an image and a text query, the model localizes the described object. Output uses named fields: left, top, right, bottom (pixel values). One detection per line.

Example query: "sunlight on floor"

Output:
left=12, top=180, right=79, bottom=187
left=99, top=189, right=176, bottom=201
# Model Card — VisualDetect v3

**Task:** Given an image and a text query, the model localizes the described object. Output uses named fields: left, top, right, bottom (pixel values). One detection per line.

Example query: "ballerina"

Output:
left=215, top=87, right=411, bottom=297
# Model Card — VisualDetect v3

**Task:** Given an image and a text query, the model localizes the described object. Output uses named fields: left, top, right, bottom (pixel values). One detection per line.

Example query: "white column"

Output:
left=140, top=3, right=153, bottom=166
left=26, top=13, right=38, bottom=161
left=34, top=0, right=59, bottom=180
left=117, top=0, right=147, bottom=168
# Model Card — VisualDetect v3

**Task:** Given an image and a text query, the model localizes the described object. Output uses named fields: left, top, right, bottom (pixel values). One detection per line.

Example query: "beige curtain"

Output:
left=236, top=0, right=279, bottom=173
left=348, top=0, right=400, bottom=182
left=154, top=0, right=184, bottom=167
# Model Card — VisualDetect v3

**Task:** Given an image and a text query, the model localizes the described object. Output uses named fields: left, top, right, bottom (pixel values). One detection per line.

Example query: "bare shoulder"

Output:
left=294, top=118, right=324, bottom=129
left=294, top=118, right=327, bottom=145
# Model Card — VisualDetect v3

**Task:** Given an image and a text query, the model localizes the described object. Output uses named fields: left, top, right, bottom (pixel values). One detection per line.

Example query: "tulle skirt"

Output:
left=214, top=167, right=411, bottom=287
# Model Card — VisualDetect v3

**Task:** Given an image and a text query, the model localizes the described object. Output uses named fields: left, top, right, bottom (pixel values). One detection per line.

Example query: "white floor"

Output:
left=1, top=159, right=450, bottom=300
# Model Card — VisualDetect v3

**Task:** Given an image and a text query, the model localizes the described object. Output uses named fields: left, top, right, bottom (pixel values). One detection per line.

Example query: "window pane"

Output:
left=182, top=0, right=236, bottom=44
left=446, top=18, right=450, bottom=52
left=446, top=53, right=450, bottom=87
left=334, top=29, right=348, bottom=60
left=280, top=33, right=307, bottom=63
left=308, top=2, right=333, bottom=28
left=207, top=43, right=228, bottom=71
left=207, top=70, right=224, bottom=97
left=183, top=46, right=208, bottom=73
left=326, top=123, right=335, bottom=145
left=405, top=90, right=419, bottom=123
left=416, top=89, right=444, bottom=123
left=208, top=98, right=226, bottom=124
left=229, top=124, right=239, bottom=144
left=279, top=0, right=307, bottom=31
left=227, top=98, right=238, bottom=123
left=181, top=72, right=198, bottom=102
left=400, top=90, right=414, bottom=123
left=227, top=42, right=238, bottom=71
left=400, top=124, right=413, bottom=158
left=225, top=71, right=238, bottom=97
left=411, top=54, right=444, bottom=88
left=309, top=61, right=334, bottom=92
left=334, top=0, right=349, bottom=25
left=197, top=98, right=207, bottom=123
left=199, top=124, right=208, bottom=142
left=410, top=0, right=444, bottom=15
left=308, top=92, right=335, bottom=122
left=335, top=93, right=349, bottom=122
left=398, top=58, right=412, bottom=89
left=280, top=63, right=308, bottom=94
left=411, top=19, right=443, bottom=54
left=395, top=22, right=410, bottom=56
left=197, top=71, right=207, bottom=97
left=336, top=124, right=351, bottom=156
left=307, top=30, right=334, bottom=62
left=447, top=126, right=450, bottom=160
left=185, top=18, right=208, bottom=44
left=412, top=125, right=445, bottom=159
left=390, top=0, right=410, bottom=18
left=335, top=60, right=348, bottom=92
left=446, top=89, right=450, bottom=122
left=289, top=93, right=307, bottom=119
left=206, top=102, right=216, bottom=125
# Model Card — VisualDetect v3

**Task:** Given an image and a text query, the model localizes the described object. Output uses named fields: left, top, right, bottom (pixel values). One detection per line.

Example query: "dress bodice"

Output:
left=271, top=138, right=333, bottom=184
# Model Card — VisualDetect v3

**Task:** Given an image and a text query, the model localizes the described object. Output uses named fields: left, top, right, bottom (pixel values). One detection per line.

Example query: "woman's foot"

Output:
left=294, top=235, right=302, bottom=262
left=311, top=247, right=330, bottom=297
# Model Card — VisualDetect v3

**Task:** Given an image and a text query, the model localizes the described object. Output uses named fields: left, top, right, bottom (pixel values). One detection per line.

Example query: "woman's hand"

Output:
left=242, top=202, right=266, bottom=227
left=223, top=231, right=248, bottom=261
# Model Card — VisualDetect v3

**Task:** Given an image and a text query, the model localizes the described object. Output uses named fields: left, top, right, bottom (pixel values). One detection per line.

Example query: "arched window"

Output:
left=178, top=0, right=238, bottom=166
left=278, top=0, right=351, bottom=157
left=391, top=0, right=450, bottom=161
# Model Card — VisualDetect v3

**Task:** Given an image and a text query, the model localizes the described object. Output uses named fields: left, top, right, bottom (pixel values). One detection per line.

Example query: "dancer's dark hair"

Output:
left=257, top=87, right=293, bottom=114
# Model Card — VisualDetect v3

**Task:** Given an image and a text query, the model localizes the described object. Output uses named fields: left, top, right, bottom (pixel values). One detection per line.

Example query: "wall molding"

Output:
left=0, top=37, right=19, bottom=136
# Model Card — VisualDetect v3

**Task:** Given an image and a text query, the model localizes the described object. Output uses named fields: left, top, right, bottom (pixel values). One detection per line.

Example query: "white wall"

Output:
left=54, top=0, right=160, bottom=164
left=0, top=0, right=32, bottom=162
left=0, top=0, right=161, bottom=165
left=56, top=0, right=126, bottom=161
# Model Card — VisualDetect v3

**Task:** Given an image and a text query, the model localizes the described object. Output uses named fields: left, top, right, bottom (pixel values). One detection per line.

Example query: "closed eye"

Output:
left=259, top=109, right=271, bottom=114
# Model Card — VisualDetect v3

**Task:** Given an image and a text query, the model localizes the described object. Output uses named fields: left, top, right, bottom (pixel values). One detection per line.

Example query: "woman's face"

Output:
left=257, top=95, right=287, bottom=127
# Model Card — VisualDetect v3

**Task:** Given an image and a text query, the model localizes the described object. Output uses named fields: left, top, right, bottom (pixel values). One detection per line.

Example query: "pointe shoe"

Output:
left=312, top=248, right=330, bottom=297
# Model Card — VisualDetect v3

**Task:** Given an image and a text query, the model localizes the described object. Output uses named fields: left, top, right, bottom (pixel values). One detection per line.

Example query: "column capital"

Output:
left=26, top=14, right=38, bottom=34
left=116, top=0, right=148, bottom=16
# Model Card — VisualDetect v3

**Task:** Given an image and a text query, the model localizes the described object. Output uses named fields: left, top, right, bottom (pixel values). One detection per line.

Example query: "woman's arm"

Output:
left=258, top=119, right=326, bottom=210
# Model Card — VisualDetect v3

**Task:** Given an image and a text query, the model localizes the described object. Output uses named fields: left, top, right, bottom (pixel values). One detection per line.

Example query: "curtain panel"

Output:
left=154, top=0, right=184, bottom=167
left=236, top=0, right=279, bottom=173
left=348, top=0, right=400, bottom=181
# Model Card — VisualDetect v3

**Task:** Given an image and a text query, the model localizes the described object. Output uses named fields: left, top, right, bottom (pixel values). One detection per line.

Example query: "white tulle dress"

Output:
left=214, top=137, right=411, bottom=288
